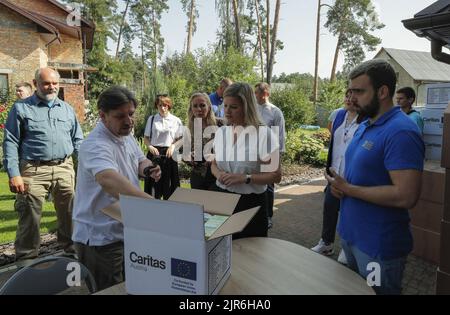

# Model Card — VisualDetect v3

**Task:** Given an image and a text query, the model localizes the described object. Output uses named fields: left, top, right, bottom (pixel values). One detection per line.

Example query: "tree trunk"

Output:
left=186, top=0, right=195, bottom=55
left=115, top=0, right=131, bottom=59
left=255, top=0, right=264, bottom=82
left=232, top=0, right=241, bottom=50
left=152, top=9, right=158, bottom=79
left=313, top=0, right=321, bottom=105
left=266, top=0, right=270, bottom=81
left=330, top=32, right=342, bottom=82
left=267, top=0, right=280, bottom=84
left=140, top=28, right=146, bottom=95
left=225, top=0, right=231, bottom=52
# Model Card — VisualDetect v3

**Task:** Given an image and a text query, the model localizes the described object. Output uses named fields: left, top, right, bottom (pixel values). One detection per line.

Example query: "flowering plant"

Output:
left=0, top=92, right=14, bottom=129
left=0, top=93, right=14, bottom=169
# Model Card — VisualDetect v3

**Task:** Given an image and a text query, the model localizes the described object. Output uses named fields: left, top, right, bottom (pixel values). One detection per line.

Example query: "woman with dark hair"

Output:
left=311, top=90, right=365, bottom=264
left=185, top=92, right=220, bottom=190
left=143, top=95, right=183, bottom=199
left=211, top=83, right=281, bottom=239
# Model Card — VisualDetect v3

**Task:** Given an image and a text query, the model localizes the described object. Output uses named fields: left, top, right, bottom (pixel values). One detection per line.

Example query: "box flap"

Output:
left=102, top=201, right=122, bottom=222
left=208, top=206, right=259, bottom=240
left=169, top=188, right=240, bottom=216
left=120, top=195, right=205, bottom=241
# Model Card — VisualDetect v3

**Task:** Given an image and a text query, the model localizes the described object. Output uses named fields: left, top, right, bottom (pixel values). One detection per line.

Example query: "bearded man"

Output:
left=325, top=59, right=425, bottom=295
left=3, top=67, right=83, bottom=261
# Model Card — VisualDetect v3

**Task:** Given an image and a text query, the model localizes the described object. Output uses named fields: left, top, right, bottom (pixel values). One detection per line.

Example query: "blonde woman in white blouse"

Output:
left=143, top=95, right=183, bottom=199
left=211, top=83, right=281, bottom=239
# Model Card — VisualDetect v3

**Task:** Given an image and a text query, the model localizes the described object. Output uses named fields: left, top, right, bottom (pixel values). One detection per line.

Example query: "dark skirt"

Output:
left=214, top=186, right=268, bottom=240
left=144, top=146, right=180, bottom=200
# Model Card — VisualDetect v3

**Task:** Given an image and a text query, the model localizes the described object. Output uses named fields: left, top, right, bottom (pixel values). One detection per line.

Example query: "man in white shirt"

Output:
left=72, top=86, right=161, bottom=290
left=254, top=83, right=286, bottom=229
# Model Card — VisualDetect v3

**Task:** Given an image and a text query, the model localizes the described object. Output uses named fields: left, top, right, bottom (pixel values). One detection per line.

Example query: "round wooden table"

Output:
left=219, top=237, right=374, bottom=295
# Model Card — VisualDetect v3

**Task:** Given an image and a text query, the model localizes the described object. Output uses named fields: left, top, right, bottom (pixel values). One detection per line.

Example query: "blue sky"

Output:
left=119, top=0, right=441, bottom=78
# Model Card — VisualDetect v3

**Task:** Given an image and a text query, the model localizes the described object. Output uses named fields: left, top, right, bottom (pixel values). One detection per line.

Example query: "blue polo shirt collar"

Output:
left=366, top=106, right=399, bottom=128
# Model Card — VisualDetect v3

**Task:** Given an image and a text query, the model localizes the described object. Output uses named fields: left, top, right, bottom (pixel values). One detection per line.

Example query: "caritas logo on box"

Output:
left=129, top=251, right=166, bottom=270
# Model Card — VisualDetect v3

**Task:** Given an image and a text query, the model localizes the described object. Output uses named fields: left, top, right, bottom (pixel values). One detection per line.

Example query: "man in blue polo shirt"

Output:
left=209, top=78, right=232, bottom=118
left=325, top=59, right=424, bottom=295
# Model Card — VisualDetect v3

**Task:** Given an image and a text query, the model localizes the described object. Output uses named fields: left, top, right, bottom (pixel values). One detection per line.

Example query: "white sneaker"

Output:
left=268, top=217, right=273, bottom=229
left=337, top=249, right=347, bottom=265
left=311, top=239, right=334, bottom=256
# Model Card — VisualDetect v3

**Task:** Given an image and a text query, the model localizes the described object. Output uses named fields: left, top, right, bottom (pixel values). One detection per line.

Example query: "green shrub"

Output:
left=284, top=129, right=303, bottom=163
left=312, top=129, right=331, bottom=147
left=270, top=86, right=316, bottom=132
left=284, top=128, right=325, bottom=165
left=315, top=149, right=328, bottom=167
left=178, top=161, right=191, bottom=180
left=299, top=135, right=324, bottom=164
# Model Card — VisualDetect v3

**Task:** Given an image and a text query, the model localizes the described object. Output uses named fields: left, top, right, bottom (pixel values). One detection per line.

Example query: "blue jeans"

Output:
left=340, top=239, right=407, bottom=295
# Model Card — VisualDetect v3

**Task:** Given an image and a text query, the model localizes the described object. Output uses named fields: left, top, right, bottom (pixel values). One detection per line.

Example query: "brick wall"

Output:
left=0, top=7, right=42, bottom=87
left=49, top=34, right=83, bottom=64
left=0, top=2, right=87, bottom=121
left=61, top=84, right=85, bottom=123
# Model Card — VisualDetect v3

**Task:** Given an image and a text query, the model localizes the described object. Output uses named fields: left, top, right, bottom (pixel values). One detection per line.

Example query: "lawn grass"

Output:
left=0, top=172, right=191, bottom=245
left=0, top=172, right=57, bottom=244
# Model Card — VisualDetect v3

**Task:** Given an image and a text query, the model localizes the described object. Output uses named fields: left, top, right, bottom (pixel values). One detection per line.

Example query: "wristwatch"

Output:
left=245, top=174, right=252, bottom=184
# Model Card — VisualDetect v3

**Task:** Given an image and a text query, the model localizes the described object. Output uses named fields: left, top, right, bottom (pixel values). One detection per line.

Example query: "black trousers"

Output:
left=321, top=184, right=341, bottom=244
left=215, top=187, right=268, bottom=240
left=74, top=241, right=124, bottom=291
left=266, top=183, right=274, bottom=218
left=144, top=147, right=180, bottom=200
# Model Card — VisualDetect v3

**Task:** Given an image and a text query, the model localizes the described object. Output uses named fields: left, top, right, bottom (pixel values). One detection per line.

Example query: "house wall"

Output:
left=375, top=50, right=428, bottom=107
left=0, top=2, right=87, bottom=122
left=49, top=34, right=83, bottom=64
left=61, top=84, right=85, bottom=120
left=0, top=7, right=43, bottom=87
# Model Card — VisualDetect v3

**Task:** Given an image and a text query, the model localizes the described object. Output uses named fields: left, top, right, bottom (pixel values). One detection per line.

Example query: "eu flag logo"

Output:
left=171, top=258, right=197, bottom=281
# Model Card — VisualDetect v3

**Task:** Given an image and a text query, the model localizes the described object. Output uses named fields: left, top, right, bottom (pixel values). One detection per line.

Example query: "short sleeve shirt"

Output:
left=338, top=106, right=425, bottom=259
left=144, top=113, right=183, bottom=147
left=72, top=122, right=146, bottom=246
left=214, top=125, right=279, bottom=194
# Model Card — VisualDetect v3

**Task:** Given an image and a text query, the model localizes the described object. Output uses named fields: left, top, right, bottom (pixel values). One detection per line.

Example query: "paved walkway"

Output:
left=269, top=179, right=437, bottom=295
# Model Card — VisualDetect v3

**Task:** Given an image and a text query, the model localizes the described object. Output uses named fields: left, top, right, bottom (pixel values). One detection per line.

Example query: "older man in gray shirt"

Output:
left=254, top=82, right=286, bottom=229
left=3, top=67, right=83, bottom=261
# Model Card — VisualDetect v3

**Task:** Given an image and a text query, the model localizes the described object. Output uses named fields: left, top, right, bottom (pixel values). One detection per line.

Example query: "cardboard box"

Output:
left=442, top=105, right=450, bottom=168
left=420, top=163, right=445, bottom=204
left=422, top=109, right=445, bottom=135
left=426, top=83, right=450, bottom=109
left=424, top=135, right=443, bottom=161
left=445, top=171, right=450, bottom=222
left=410, top=200, right=443, bottom=233
left=105, top=188, right=258, bottom=295
left=440, top=220, right=450, bottom=274
left=411, top=225, right=440, bottom=264
left=436, top=268, right=450, bottom=295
